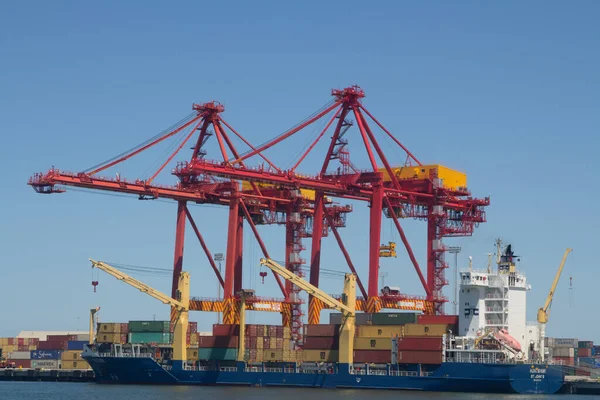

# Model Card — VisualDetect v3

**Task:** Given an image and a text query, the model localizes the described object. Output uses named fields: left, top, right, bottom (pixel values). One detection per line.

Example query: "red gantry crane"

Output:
left=28, top=85, right=489, bottom=345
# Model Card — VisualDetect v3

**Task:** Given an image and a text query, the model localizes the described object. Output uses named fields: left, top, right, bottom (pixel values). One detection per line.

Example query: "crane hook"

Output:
left=92, top=281, right=99, bottom=292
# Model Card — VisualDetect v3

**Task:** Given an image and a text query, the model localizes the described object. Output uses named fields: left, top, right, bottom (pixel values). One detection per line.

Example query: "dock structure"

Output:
left=0, top=368, right=94, bottom=382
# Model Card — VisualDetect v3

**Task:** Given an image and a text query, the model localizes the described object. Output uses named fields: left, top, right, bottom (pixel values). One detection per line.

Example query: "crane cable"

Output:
left=83, top=112, right=199, bottom=174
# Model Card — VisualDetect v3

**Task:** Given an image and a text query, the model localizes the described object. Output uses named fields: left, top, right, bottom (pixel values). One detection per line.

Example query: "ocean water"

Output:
left=0, top=382, right=589, bottom=400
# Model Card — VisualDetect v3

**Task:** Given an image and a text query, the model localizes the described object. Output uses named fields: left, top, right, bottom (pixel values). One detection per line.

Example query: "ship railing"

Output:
left=244, top=366, right=262, bottom=373
left=264, top=367, right=283, bottom=373
left=367, top=369, right=387, bottom=376
left=197, top=366, right=216, bottom=371
left=389, top=370, right=418, bottom=377
left=350, top=369, right=367, bottom=375
left=219, top=366, right=237, bottom=372
left=284, top=367, right=295, bottom=373
left=421, top=371, right=434, bottom=377
left=96, top=352, right=153, bottom=358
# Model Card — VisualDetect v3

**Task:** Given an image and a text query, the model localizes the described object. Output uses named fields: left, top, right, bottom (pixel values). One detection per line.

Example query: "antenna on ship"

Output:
left=468, top=256, right=473, bottom=272
left=486, top=253, right=493, bottom=273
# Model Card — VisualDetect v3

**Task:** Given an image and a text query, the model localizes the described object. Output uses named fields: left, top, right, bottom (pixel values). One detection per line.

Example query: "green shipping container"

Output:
left=371, top=312, right=417, bottom=325
left=198, top=348, right=238, bottom=361
left=128, top=332, right=171, bottom=344
left=128, top=321, right=170, bottom=333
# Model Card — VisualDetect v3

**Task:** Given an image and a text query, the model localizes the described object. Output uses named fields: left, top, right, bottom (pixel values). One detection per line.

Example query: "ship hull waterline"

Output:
left=84, top=356, right=564, bottom=394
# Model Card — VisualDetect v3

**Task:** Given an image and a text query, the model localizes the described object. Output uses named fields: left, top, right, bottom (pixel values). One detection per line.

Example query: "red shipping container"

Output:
left=304, top=324, right=339, bottom=337
left=17, top=338, right=25, bottom=346
left=396, top=337, right=443, bottom=351
left=276, top=326, right=284, bottom=338
left=28, top=338, right=39, bottom=345
left=553, top=357, right=575, bottom=366
left=12, top=359, right=31, bottom=369
left=245, top=337, right=258, bottom=349
left=17, top=345, right=29, bottom=352
left=353, top=350, right=391, bottom=363
left=268, top=326, right=277, bottom=337
left=263, top=338, right=270, bottom=348
left=188, top=322, right=198, bottom=334
left=213, top=324, right=240, bottom=337
left=417, top=315, right=458, bottom=326
left=120, top=323, right=129, bottom=333
left=257, top=325, right=265, bottom=337
left=397, top=350, right=442, bottom=364
left=303, top=336, right=339, bottom=350
left=198, top=336, right=238, bottom=348
left=579, top=348, right=592, bottom=357
left=8, top=338, right=15, bottom=345
left=246, top=325, right=258, bottom=337
left=38, top=340, right=68, bottom=350
left=47, top=335, right=77, bottom=342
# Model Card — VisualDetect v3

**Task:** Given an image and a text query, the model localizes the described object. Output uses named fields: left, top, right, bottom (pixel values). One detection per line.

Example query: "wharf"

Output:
left=0, top=368, right=95, bottom=382
left=562, top=376, right=600, bottom=395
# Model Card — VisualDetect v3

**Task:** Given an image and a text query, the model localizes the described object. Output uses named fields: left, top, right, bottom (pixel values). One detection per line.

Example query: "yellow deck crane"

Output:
left=89, top=259, right=190, bottom=367
left=89, top=306, right=100, bottom=345
left=259, top=258, right=356, bottom=365
left=537, top=248, right=572, bottom=363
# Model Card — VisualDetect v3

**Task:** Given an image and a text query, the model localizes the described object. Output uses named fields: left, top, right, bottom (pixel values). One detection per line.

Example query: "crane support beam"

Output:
left=308, top=192, right=324, bottom=324
left=184, top=206, right=224, bottom=288
left=367, top=184, right=384, bottom=312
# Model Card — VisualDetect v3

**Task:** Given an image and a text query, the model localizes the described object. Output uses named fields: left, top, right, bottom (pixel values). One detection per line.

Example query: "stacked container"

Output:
left=303, top=324, right=339, bottom=362
left=128, top=321, right=170, bottom=344
left=0, top=338, right=39, bottom=354
left=546, top=338, right=578, bottom=365
left=31, top=350, right=62, bottom=369
left=61, top=350, right=91, bottom=370
left=7, top=351, right=31, bottom=368
left=578, top=341, right=593, bottom=358
left=97, top=323, right=129, bottom=344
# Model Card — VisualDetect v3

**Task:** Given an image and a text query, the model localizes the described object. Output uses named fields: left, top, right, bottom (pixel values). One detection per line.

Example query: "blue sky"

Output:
left=1, top=1, right=598, bottom=341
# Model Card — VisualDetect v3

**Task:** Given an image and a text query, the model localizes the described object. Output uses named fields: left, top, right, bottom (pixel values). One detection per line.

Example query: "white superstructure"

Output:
left=457, top=241, right=534, bottom=360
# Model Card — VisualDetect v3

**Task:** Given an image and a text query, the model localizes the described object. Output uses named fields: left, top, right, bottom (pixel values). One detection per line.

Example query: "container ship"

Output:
left=79, top=244, right=573, bottom=394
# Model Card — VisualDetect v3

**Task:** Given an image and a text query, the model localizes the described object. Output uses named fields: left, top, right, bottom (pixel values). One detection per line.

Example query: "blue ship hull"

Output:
left=83, top=356, right=564, bottom=394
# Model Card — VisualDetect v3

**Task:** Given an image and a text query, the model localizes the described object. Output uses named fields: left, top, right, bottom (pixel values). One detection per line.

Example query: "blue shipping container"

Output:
left=67, top=341, right=88, bottom=350
left=31, top=350, right=62, bottom=360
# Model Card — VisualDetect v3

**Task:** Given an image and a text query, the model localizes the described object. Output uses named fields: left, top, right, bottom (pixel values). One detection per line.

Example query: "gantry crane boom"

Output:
left=89, top=259, right=190, bottom=365
left=260, top=258, right=356, bottom=365
left=537, top=248, right=572, bottom=362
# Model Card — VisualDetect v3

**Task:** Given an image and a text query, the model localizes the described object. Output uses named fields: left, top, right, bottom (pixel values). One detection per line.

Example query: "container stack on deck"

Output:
left=303, top=323, right=339, bottom=362
left=97, top=323, right=128, bottom=345
left=127, top=321, right=170, bottom=345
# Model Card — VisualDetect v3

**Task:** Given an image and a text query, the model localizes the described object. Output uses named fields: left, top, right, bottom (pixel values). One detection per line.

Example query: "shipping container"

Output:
left=97, top=333, right=127, bottom=344
left=47, top=335, right=78, bottom=342
left=128, top=321, right=170, bottom=333
left=12, top=359, right=31, bottom=368
left=268, top=325, right=278, bottom=338
left=187, top=348, right=199, bottom=360
left=276, top=326, right=284, bottom=338
left=213, top=324, right=240, bottom=337
left=263, top=337, right=270, bottom=349
left=98, top=323, right=121, bottom=334
left=61, top=350, right=84, bottom=361
left=303, top=324, right=339, bottom=337
left=128, top=332, right=171, bottom=344
left=76, top=334, right=90, bottom=341
left=245, top=336, right=258, bottom=349
left=67, top=341, right=88, bottom=351
left=269, top=338, right=278, bottom=350
left=371, top=312, right=418, bottom=325
left=330, top=313, right=372, bottom=325
left=198, top=336, right=238, bottom=348
left=397, top=350, right=442, bottom=364
left=37, top=340, right=68, bottom=350
left=579, top=348, right=592, bottom=357
left=353, top=350, right=391, bottom=363
left=354, top=337, right=392, bottom=350
left=263, top=349, right=284, bottom=361
left=283, top=326, right=291, bottom=339
left=578, top=341, right=593, bottom=349
left=357, top=325, right=404, bottom=338
left=550, top=338, right=578, bottom=348
left=198, top=348, right=238, bottom=361
left=31, top=350, right=61, bottom=360
left=188, top=322, right=198, bottom=334
left=552, top=348, right=575, bottom=358
left=417, top=315, right=458, bottom=326
left=396, top=337, right=443, bottom=351
left=302, top=349, right=338, bottom=362
left=553, top=356, right=575, bottom=366
left=8, top=351, right=31, bottom=360
left=32, top=360, right=59, bottom=369
left=403, top=324, right=448, bottom=337
left=246, top=325, right=258, bottom=337
left=61, top=360, right=91, bottom=370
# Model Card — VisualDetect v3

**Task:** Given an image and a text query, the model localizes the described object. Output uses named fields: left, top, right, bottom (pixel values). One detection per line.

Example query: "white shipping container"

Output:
left=32, top=360, right=59, bottom=369
left=552, top=347, right=575, bottom=357
left=552, top=338, right=578, bottom=348
left=76, top=334, right=90, bottom=341
left=9, top=351, right=31, bottom=360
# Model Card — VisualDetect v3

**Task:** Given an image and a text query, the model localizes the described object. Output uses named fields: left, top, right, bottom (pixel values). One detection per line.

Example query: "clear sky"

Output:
left=1, top=1, right=598, bottom=341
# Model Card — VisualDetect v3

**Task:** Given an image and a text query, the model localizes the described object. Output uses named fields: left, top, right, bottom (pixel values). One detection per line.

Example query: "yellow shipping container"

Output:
left=283, top=327, right=291, bottom=340
left=302, top=350, right=338, bottom=362
left=28, top=345, right=37, bottom=351
left=1, top=345, right=17, bottom=353
left=354, top=337, right=393, bottom=350
left=380, top=164, right=467, bottom=191
left=61, top=351, right=84, bottom=361
left=403, top=324, right=448, bottom=337
left=357, top=325, right=404, bottom=338
left=189, top=335, right=198, bottom=346
left=256, top=339, right=263, bottom=350
left=62, top=360, right=91, bottom=370
left=263, top=350, right=284, bottom=361
left=187, top=348, right=199, bottom=360
left=97, top=333, right=126, bottom=344
left=98, top=323, right=121, bottom=334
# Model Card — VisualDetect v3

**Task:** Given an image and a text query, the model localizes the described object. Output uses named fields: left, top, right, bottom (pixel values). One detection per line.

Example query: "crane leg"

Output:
left=223, top=197, right=239, bottom=324
left=367, top=185, right=383, bottom=313
left=171, top=201, right=187, bottom=324
left=308, top=192, right=324, bottom=324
